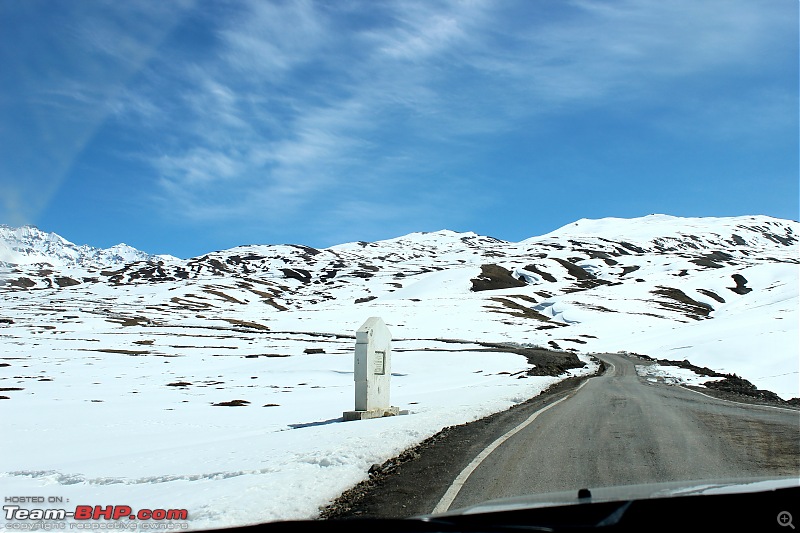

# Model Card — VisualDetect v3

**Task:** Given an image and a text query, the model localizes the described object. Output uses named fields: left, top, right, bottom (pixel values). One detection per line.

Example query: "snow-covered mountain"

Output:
left=4, top=214, right=796, bottom=290
left=0, top=212, right=798, bottom=395
left=1, top=213, right=797, bottom=393
left=1, top=214, right=798, bottom=528
left=0, top=224, right=176, bottom=268
left=2, top=215, right=796, bottom=322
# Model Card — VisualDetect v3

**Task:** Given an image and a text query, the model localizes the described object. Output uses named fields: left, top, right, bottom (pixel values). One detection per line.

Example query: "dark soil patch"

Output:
left=689, top=258, right=722, bottom=269
left=702, top=375, right=788, bottom=406
left=729, top=234, right=747, bottom=246
left=212, top=400, right=250, bottom=407
left=562, top=279, right=611, bottom=293
left=656, top=358, right=724, bottom=378
left=222, top=318, right=269, bottom=331
left=552, top=258, right=595, bottom=280
left=262, top=298, right=288, bottom=311
left=8, top=277, right=35, bottom=288
left=54, top=277, right=81, bottom=287
left=650, top=287, right=713, bottom=320
left=470, top=265, right=526, bottom=292
left=205, top=258, right=231, bottom=273
left=689, top=251, right=733, bottom=269
left=205, top=289, right=247, bottom=304
left=473, top=342, right=585, bottom=377
left=522, top=265, right=556, bottom=283
left=728, top=274, right=752, bottom=295
left=618, top=241, right=647, bottom=254
left=696, top=289, right=725, bottom=304
left=91, top=348, right=151, bottom=355
left=280, top=268, right=312, bottom=283
left=657, top=359, right=795, bottom=408
left=288, top=244, right=321, bottom=256
left=619, top=265, right=640, bottom=277
left=486, top=298, right=551, bottom=322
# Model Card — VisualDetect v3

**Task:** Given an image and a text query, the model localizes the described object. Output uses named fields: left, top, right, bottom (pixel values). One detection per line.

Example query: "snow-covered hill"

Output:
left=1, top=215, right=797, bottom=393
left=1, top=215, right=798, bottom=528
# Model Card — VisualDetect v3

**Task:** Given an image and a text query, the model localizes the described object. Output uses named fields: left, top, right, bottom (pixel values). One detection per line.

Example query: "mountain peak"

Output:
left=0, top=225, right=157, bottom=268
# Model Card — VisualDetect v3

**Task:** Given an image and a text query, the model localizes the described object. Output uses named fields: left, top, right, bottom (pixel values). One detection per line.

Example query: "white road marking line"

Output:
left=432, top=379, right=591, bottom=515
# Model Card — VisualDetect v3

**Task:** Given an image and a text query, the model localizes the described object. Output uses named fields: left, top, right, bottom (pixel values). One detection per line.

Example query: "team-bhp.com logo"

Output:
left=4, top=501, right=188, bottom=530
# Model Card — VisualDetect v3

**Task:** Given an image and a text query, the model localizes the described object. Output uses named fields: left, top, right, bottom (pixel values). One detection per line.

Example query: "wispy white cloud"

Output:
left=219, top=0, right=329, bottom=80
left=141, top=1, right=498, bottom=216
left=456, top=0, right=794, bottom=110
left=30, top=0, right=791, bottom=237
left=369, top=1, right=472, bottom=61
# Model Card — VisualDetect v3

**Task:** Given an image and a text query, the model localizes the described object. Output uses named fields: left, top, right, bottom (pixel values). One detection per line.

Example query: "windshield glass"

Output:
left=1, top=0, right=798, bottom=530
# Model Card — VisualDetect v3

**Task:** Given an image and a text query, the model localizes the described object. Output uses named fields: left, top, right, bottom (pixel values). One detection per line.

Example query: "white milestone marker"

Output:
left=343, top=317, right=400, bottom=421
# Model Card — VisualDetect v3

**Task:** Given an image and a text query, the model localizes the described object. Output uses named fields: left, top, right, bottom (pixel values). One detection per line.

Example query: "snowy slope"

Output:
left=0, top=215, right=798, bottom=529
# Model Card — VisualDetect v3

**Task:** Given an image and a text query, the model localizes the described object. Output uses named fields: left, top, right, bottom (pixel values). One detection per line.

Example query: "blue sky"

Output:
left=1, top=0, right=797, bottom=258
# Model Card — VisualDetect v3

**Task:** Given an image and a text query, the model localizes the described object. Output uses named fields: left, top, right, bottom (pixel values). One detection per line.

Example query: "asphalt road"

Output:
left=445, top=352, right=800, bottom=511
left=323, top=352, right=799, bottom=519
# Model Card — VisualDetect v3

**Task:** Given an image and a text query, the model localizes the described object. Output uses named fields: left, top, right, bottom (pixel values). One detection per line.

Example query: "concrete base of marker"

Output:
left=343, top=406, right=400, bottom=421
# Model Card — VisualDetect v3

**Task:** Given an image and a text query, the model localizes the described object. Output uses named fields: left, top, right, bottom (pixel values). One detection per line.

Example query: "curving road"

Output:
left=444, top=352, right=800, bottom=511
